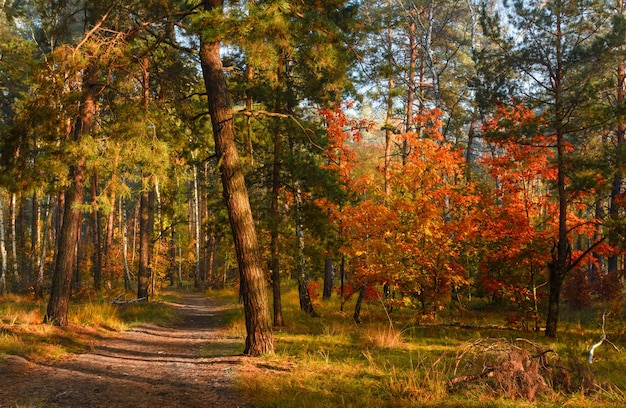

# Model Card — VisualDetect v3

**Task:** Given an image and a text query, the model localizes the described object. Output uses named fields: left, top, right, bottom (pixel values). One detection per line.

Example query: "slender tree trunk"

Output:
left=31, top=191, right=40, bottom=287
left=170, top=227, right=176, bottom=286
left=121, top=197, right=132, bottom=291
left=545, top=15, right=569, bottom=338
left=293, top=182, right=317, bottom=317
left=37, top=195, right=53, bottom=296
left=323, top=258, right=334, bottom=299
left=137, top=179, right=152, bottom=301
left=91, top=172, right=102, bottom=290
left=104, top=187, right=116, bottom=287
left=53, top=192, right=65, bottom=280
left=269, top=52, right=285, bottom=327
left=353, top=283, right=366, bottom=324
left=45, top=158, right=87, bottom=325
left=9, top=193, right=19, bottom=284
left=193, top=164, right=201, bottom=288
left=609, top=61, right=625, bottom=273
left=406, top=7, right=417, bottom=135
left=199, top=0, right=273, bottom=356
left=0, top=194, right=7, bottom=294
left=74, top=217, right=83, bottom=290
left=340, top=254, right=346, bottom=312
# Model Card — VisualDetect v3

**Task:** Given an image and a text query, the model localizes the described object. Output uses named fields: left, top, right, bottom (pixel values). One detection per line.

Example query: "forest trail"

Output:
left=0, top=292, right=251, bottom=408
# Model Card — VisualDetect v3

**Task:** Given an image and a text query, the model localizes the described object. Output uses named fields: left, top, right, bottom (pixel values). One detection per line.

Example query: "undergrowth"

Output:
left=230, top=284, right=626, bottom=408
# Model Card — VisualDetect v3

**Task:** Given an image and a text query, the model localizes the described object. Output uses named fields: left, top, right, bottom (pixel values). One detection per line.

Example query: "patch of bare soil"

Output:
left=0, top=292, right=252, bottom=408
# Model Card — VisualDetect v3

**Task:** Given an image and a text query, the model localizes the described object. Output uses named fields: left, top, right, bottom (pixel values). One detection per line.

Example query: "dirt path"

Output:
left=0, top=292, right=251, bottom=408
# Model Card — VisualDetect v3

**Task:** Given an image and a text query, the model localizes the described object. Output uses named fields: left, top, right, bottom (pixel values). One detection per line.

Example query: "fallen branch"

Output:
left=448, top=367, right=494, bottom=386
left=110, top=295, right=147, bottom=304
left=588, top=312, right=620, bottom=364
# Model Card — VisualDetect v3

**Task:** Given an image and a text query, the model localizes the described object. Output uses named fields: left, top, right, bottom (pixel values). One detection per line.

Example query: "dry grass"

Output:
left=233, top=284, right=626, bottom=408
left=0, top=291, right=179, bottom=362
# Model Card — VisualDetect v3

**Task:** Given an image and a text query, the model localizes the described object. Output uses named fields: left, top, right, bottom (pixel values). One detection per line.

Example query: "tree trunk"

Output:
left=45, top=58, right=96, bottom=325
left=0, top=194, right=7, bottom=295
left=545, top=262, right=563, bottom=338
left=545, top=17, right=567, bottom=339
left=609, top=60, right=625, bottom=273
left=193, top=164, right=201, bottom=288
left=199, top=0, right=273, bottom=356
left=31, top=191, right=40, bottom=287
left=91, top=171, right=102, bottom=290
left=37, top=195, right=53, bottom=296
left=104, top=186, right=116, bottom=287
left=137, top=179, right=153, bottom=301
left=353, top=283, right=366, bottom=324
left=121, top=197, right=132, bottom=291
left=170, top=227, right=176, bottom=286
left=9, top=193, right=19, bottom=284
left=293, top=182, right=318, bottom=317
left=323, top=258, right=334, bottom=300
left=269, top=53, right=285, bottom=327
left=45, top=158, right=87, bottom=326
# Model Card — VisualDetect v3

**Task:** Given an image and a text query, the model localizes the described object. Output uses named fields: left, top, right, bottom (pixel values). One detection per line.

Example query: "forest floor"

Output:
left=0, top=292, right=252, bottom=408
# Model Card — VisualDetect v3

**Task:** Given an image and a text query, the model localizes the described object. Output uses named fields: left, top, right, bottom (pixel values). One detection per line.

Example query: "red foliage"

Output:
left=564, top=268, right=593, bottom=310
left=338, top=283, right=381, bottom=303
left=308, top=281, right=321, bottom=301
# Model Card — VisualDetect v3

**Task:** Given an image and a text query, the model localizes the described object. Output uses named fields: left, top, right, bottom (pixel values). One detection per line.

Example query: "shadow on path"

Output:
left=0, top=291, right=250, bottom=408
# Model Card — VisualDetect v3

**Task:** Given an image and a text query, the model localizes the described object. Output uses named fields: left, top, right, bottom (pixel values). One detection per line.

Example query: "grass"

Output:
left=2, top=284, right=626, bottom=407
left=230, top=284, right=626, bottom=408
left=0, top=289, right=179, bottom=362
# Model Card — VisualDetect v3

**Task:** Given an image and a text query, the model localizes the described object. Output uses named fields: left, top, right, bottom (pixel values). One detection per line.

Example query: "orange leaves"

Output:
left=319, top=101, right=374, bottom=183
left=327, top=107, right=474, bottom=312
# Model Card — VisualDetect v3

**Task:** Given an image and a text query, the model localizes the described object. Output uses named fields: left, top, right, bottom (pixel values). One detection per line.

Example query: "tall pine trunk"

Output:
left=199, top=0, right=273, bottom=356
left=269, top=52, right=285, bottom=327
left=45, top=61, right=96, bottom=325
left=137, top=179, right=153, bottom=301
left=609, top=60, right=625, bottom=273
left=293, top=182, right=317, bottom=317
left=91, top=172, right=102, bottom=290
left=45, top=158, right=87, bottom=325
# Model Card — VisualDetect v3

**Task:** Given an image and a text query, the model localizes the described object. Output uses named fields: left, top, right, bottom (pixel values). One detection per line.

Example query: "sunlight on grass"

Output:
left=0, top=331, right=26, bottom=356
left=0, top=291, right=180, bottom=362
left=232, top=284, right=626, bottom=408
left=69, top=301, right=126, bottom=330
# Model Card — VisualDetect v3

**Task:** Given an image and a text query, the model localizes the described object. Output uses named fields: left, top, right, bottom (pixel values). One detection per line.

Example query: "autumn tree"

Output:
left=334, top=108, right=474, bottom=318
left=485, top=0, right=625, bottom=336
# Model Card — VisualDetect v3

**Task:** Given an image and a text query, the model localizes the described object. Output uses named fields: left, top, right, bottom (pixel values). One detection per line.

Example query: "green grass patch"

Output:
left=232, top=284, right=626, bottom=408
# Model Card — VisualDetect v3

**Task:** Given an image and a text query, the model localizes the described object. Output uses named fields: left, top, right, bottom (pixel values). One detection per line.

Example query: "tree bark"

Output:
left=269, top=52, right=285, bottom=327
left=323, top=258, right=334, bottom=300
left=609, top=60, right=625, bottom=273
left=91, top=171, right=102, bottom=290
left=293, top=182, right=318, bottom=317
left=9, top=193, right=19, bottom=284
left=353, top=283, right=366, bottom=324
left=45, top=59, right=96, bottom=325
left=104, top=186, right=116, bottom=287
left=199, top=0, right=273, bottom=356
left=0, top=194, right=7, bottom=294
left=137, top=179, right=153, bottom=301
left=45, top=158, right=87, bottom=325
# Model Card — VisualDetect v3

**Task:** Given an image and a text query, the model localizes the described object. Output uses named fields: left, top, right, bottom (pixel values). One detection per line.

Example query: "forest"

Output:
left=2, top=0, right=626, bottom=406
